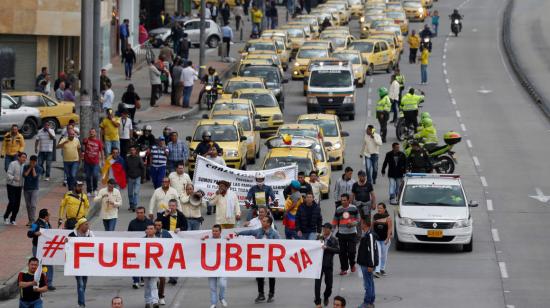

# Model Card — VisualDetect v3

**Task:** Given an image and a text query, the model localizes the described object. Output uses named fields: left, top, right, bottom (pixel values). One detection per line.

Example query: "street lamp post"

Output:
left=80, top=0, right=94, bottom=139
left=199, top=0, right=206, bottom=77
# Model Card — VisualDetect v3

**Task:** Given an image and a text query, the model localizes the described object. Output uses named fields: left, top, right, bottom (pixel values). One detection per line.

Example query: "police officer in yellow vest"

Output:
left=400, top=88, right=424, bottom=131
left=414, top=118, right=439, bottom=151
left=376, top=87, right=392, bottom=143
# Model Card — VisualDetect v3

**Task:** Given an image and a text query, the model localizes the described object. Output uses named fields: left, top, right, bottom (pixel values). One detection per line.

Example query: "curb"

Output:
left=0, top=273, right=19, bottom=300
left=501, top=0, right=550, bottom=119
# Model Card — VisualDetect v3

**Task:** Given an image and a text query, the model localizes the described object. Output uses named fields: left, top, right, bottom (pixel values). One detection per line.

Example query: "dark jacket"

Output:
left=126, top=155, right=145, bottom=179
left=321, top=234, right=339, bottom=268
left=128, top=217, right=153, bottom=232
left=27, top=218, right=51, bottom=247
left=283, top=181, right=313, bottom=199
left=161, top=210, right=188, bottom=231
left=295, top=202, right=322, bottom=234
left=195, top=140, right=221, bottom=156
left=357, top=231, right=379, bottom=268
left=407, top=148, right=432, bottom=173
left=382, top=150, right=407, bottom=178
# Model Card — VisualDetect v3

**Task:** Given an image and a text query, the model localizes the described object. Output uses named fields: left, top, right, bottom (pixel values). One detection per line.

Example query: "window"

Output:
left=309, top=70, right=353, bottom=88
left=1, top=95, right=17, bottom=109
left=402, top=184, right=466, bottom=207
left=43, top=96, right=58, bottom=107
left=374, top=43, right=381, bottom=53
left=21, top=96, right=45, bottom=108
left=185, top=21, right=199, bottom=30
left=380, top=42, right=388, bottom=51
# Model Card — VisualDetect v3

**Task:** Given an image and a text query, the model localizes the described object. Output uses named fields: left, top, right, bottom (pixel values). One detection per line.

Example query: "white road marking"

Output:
left=367, top=110, right=371, bottom=118
left=506, top=305, right=515, bottom=308
left=486, top=199, right=494, bottom=211
left=499, top=262, right=509, bottom=278
left=367, top=98, right=372, bottom=105
left=448, top=88, right=453, bottom=95
left=443, top=69, right=447, bottom=75
left=466, top=139, right=472, bottom=148
left=460, top=123, right=467, bottom=131
left=472, top=28, right=478, bottom=32
left=446, top=78, right=450, bottom=84
left=472, top=156, right=480, bottom=166
left=529, top=188, right=550, bottom=203
left=477, top=86, right=493, bottom=94
left=443, top=48, right=447, bottom=53
left=491, top=228, right=500, bottom=242
left=451, top=98, right=456, bottom=105
left=456, top=110, right=461, bottom=117
left=480, top=176, right=488, bottom=187
left=443, top=54, right=446, bottom=60
left=442, top=62, right=446, bottom=67
left=368, top=88, right=372, bottom=93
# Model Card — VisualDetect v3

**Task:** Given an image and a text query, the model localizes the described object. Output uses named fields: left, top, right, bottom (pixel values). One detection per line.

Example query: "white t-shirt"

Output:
left=36, top=128, right=56, bottom=152
left=181, top=67, right=198, bottom=87
left=119, top=117, right=133, bottom=140
left=208, top=156, right=226, bottom=166
left=102, top=89, right=115, bottom=110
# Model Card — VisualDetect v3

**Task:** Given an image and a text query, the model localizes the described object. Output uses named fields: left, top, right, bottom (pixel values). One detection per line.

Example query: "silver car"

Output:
left=0, top=93, right=41, bottom=138
left=183, top=19, right=222, bottom=48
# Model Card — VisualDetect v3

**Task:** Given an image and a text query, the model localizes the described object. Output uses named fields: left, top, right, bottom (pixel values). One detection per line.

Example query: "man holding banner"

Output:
left=202, top=224, right=229, bottom=308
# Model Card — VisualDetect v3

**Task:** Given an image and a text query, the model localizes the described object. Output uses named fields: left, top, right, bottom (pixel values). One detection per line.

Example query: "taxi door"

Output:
left=379, top=41, right=390, bottom=67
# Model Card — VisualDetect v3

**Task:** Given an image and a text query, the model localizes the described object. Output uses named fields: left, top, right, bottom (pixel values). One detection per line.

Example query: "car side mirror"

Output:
left=202, top=114, right=209, bottom=119
left=324, top=141, right=333, bottom=147
left=468, top=200, right=479, bottom=207
left=186, top=136, right=192, bottom=142
left=318, top=169, right=325, bottom=176
left=232, top=71, right=237, bottom=76
left=341, top=131, right=349, bottom=137
left=240, top=136, right=247, bottom=141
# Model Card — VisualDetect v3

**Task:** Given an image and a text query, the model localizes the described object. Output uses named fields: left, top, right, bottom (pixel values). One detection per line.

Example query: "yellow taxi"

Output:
left=239, top=39, right=279, bottom=58
left=265, top=135, right=332, bottom=198
left=302, top=57, right=339, bottom=95
left=292, top=46, right=331, bottom=79
left=385, top=1, right=404, bottom=12
left=323, top=1, right=351, bottom=25
left=287, top=21, right=315, bottom=39
left=359, top=13, right=386, bottom=38
left=277, top=123, right=324, bottom=143
left=348, top=0, right=365, bottom=18
left=232, top=89, right=284, bottom=137
left=302, top=40, right=335, bottom=53
left=332, top=50, right=367, bottom=87
left=370, top=33, right=400, bottom=59
left=210, top=98, right=259, bottom=126
left=312, top=10, right=340, bottom=27
left=365, top=1, right=387, bottom=10
left=322, top=27, right=352, bottom=37
left=258, top=32, right=291, bottom=69
left=186, top=119, right=248, bottom=174
left=350, top=39, right=395, bottom=74
left=209, top=110, right=260, bottom=164
left=239, top=58, right=284, bottom=76
left=320, top=34, right=354, bottom=51
left=8, top=91, right=79, bottom=131
left=294, top=15, right=321, bottom=35
left=421, top=0, right=433, bottom=9
left=403, top=0, right=427, bottom=21
left=315, top=6, right=346, bottom=26
left=278, top=26, right=307, bottom=56
left=221, top=76, right=266, bottom=99
left=386, top=10, right=409, bottom=35
left=296, top=113, right=349, bottom=170
left=260, top=29, right=291, bottom=50
left=192, top=0, right=236, bottom=8
left=372, top=24, right=404, bottom=48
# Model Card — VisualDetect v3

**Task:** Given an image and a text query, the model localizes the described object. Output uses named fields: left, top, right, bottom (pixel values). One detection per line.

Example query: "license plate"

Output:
left=427, top=229, right=443, bottom=238
left=326, top=110, right=336, bottom=114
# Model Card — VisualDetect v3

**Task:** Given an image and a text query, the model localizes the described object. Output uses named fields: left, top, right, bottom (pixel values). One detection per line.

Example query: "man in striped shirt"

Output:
left=331, top=193, right=360, bottom=276
left=166, top=132, right=189, bottom=173
left=149, top=136, right=168, bottom=189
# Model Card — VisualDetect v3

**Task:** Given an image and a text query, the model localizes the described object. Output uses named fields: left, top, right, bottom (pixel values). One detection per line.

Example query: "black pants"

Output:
left=235, top=16, right=242, bottom=31
left=150, top=84, right=162, bottom=106
left=120, top=139, right=130, bottom=158
left=404, top=110, right=419, bottom=131
left=337, top=233, right=357, bottom=271
left=314, top=266, right=333, bottom=305
left=256, top=277, right=275, bottom=296
left=409, top=48, right=418, bottom=63
left=4, top=184, right=22, bottom=222
left=376, top=111, right=389, bottom=142
left=223, top=37, right=231, bottom=57
left=128, top=107, right=136, bottom=124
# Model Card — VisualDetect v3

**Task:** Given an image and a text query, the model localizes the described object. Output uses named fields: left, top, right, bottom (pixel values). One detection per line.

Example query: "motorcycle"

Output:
left=200, top=82, right=223, bottom=110
left=451, top=18, right=461, bottom=36
left=402, top=131, right=462, bottom=174
left=421, top=36, right=432, bottom=52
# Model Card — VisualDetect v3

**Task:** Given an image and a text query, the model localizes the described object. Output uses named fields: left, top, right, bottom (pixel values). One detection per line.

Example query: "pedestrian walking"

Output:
left=331, top=193, right=360, bottom=275
left=166, top=132, right=189, bottom=174
left=101, top=147, right=127, bottom=190
left=94, top=179, right=122, bottom=231
left=101, top=81, right=115, bottom=112
left=139, top=22, right=149, bottom=44
left=4, top=152, right=26, bottom=225
left=206, top=146, right=226, bottom=166
left=63, top=82, right=76, bottom=102
left=35, top=122, right=55, bottom=181
left=267, top=1, right=278, bottom=29
left=373, top=203, right=392, bottom=277
left=100, top=68, right=112, bottom=93
left=210, top=3, right=219, bottom=23
left=388, top=75, right=400, bottom=123
left=148, top=177, right=180, bottom=220
left=233, top=1, right=244, bottom=32
left=35, top=67, right=46, bottom=90
left=309, top=170, right=328, bottom=204
left=420, top=46, right=430, bottom=84
left=361, top=125, right=382, bottom=185
left=118, top=109, right=133, bottom=158
left=283, top=171, right=312, bottom=198
left=407, top=30, right=420, bottom=64
left=119, top=19, right=130, bottom=54
left=283, top=180, right=303, bottom=239
left=209, top=180, right=241, bottom=228
left=334, top=167, right=355, bottom=203
left=120, top=84, right=141, bottom=123
left=181, top=61, right=198, bottom=108
left=431, top=10, right=440, bottom=36
left=221, top=2, right=231, bottom=25
left=295, top=192, right=322, bottom=240
left=58, top=181, right=89, bottom=229
left=149, top=61, right=162, bottom=107
left=381, top=143, right=407, bottom=204
left=314, top=223, right=339, bottom=308
left=351, top=170, right=376, bottom=221
left=125, top=145, right=145, bottom=211
left=1, top=124, right=25, bottom=172
left=82, top=128, right=104, bottom=197
left=55, top=81, right=66, bottom=100
left=376, top=87, right=391, bottom=143
left=234, top=216, right=280, bottom=303
left=169, top=163, right=192, bottom=195
left=250, top=5, right=263, bottom=37
left=244, top=205, right=275, bottom=229
left=68, top=218, right=94, bottom=308
left=18, top=257, right=48, bottom=308
left=122, top=44, right=137, bottom=80
left=179, top=33, right=190, bottom=61
left=180, top=184, right=206, bottom=230
left=143, top=224, right=160, bottom=308
left=393, top=68, right=405, bottom=101
left=53, top=71, right=66, bottom=92
left=27, top=209, right=55, bottom=289
left=357, top=218, right=379, bottom=308
left=100, top=109, right=121, bottom=155
left=202, top=224, right=229, bottom=308
left=171, top=58, right=184, bottom=106
left=153, top=218, right=173, bottom=303
left=128, top=207, right=153, bottom=289
left=149, top=137, right=169, bottom=189
left=221, top=22, right=233, bottom=57
left=23, top=155, right=42, bottom=225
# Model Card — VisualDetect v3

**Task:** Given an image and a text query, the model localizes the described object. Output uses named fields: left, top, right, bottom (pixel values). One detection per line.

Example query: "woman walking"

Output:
left=372, top=203, right=392, bottom=277
left=122, top=44, right=137, bottom=80
left=120, top=84, right=141, bottom=123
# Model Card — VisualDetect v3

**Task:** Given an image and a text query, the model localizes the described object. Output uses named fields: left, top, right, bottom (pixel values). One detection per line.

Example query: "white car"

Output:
left=183, top=19, right=222, bottom=48
left=0, top=93, right=41, bottom=138
left=394, top=174, right=478, bottom=252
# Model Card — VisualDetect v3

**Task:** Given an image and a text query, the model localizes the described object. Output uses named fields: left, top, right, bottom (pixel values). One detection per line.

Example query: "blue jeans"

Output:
left=432, top=23, right=439, bottom=36
left=104, top=140, right=120, bottom=156
left=360, top=266, right=375, bottom=305
left=144, top=277, right=159, bottom=304
left=75, top=276, right=88, bottom=306
left=84, top=162, right=100, bottom=193
left=187, top=218, right=202, bottom=230
left=124, top=61, right=134, bottom=78
left=63, top=161, right=79, bottom=191
left=32, top=246, right=54, bottom=286
left=19, top=298, right=43, bottom=308
left=4, top=155, right=16, bottom=172
left=285, top=228, right=299, bottom=239
left=421, top=64, right=428, bottom=83
left=127, top=177, right=141, bottom=209
left=364, top=154, right=379, bottom=184
left=388, top=177, right=402, bottom=199
left=183, top=86, right=193, bottom=107
left=390, top=99, right=399, bottom=121
left=103, top=218, right=117, bottom=231
left=375, top=240, right=391, bottom=273
left=150, top=166, right=166, bottom=189
left=37, top=152, right=53, bottom=177
left=208, top=277, right=227, bottom=305
left=302, top=232, right=318, bottom=240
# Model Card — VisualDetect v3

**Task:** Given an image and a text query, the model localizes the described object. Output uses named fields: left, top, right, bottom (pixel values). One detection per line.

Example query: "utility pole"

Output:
left=92, top=0, right=101, bottom=132
left=199, top=0, right=206, bottom=76
left=80, top=0, right=94, bottom=139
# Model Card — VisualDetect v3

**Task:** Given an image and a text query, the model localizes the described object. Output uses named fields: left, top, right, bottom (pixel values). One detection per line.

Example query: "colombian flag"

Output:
left=101, top=155, right=127, bottom=189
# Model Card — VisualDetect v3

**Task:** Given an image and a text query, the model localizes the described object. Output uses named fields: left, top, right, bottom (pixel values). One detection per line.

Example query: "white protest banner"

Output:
left=193, top=155, right=297, bottom=203
left=64, top=237, right=323, bottom=278
left=37, top=228, right=254, bottom=265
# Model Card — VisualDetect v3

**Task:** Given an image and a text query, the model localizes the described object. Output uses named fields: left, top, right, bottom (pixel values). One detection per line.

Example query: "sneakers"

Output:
left=132, top=283, right=139, bottom=289
left=210, top=305, right=216, bottom=308
left=220, top=298, right=228, bottom=307
left=381, top=270, right=387, bottom=276
left=351, top=265, right=357, bottom=273
left=47, top=286, right=56, bottom=291
left=159, top=298, right=166, bottom=305
left=255, top=294, right=266, bottom=303
left=10, top=221, right=16, bottom=225
left=45, top=177, right=50, bottom=181
left=339, top=270, right=348, bottom=276
left=3, top=218, right=9, bottom=225
left=267, top=294, right=274, bottom=303
left=373, top=271, right=381, bottom=278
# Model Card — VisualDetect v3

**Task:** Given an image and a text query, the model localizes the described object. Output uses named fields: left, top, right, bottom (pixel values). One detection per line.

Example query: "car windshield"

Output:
left=273, top=40, right=285, bottom=50
left=247, top=42, right=276, bottom=52
left=278, top=128, right=318, bottom=139
left=333, top=53, right=361, bottom=64
left=212, top=115, right=251, bottom=131
left=224, top=81, right=264, bottom=93
left=310, top=70, right=352, bottom=87
left=371, top=20, right=393, bottom=28
left=193, top=125, right=238, bottom=142
left=325, top=37, right=347, bottom=48
left=240, top=67, right=280, bottom=85
left=386, top=11, right=405, bottom=19
left=377, top=25, right=401, bottom=33
left=298, top=119, right=338, bottom=137
left=298, top=17, right=316, bottom=24
left=348, top=0, right=361, bottom=5
left=404, top=1, right=422, bottom=8
left=365, top=14, right=385, bottom=21
left=265, top=157, right=313, bottom=175
left=239, top=93, right=278, bottom=107
left=402, top=184, right=466, bottom=207
left=285, top=28, right=304, bottom=37
left=298, top=49, right=329, bottom=59
left=350, top=41, right=374, bottom=53
left=303, top=42, right=328, bottom=49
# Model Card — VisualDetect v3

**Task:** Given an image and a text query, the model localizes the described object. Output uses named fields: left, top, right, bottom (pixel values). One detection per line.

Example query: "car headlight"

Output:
left=330, top=141, right=342, bottom=150
left=399, top=217, right=415, bottom=227
left=272, top=114, right=283, bottom=121
left=354, top=68, right=361, bottom=74
left=343, top=96, right=354, bottom=104
left=307, top=96, right=318, bottom=104
left=225, top=150, right=239, bottom=157
left=360, top=16, right=365, bottom=23
left=294, top=62, right=300, bottom=67
left=362, top=27, right=368, bottom=32
left=454, top=219, right=471, bottom=228
left=205, top=85, right=212, bottom=91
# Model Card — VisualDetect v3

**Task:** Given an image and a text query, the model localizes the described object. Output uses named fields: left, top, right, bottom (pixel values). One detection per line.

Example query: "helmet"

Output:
left=202, top=131, right=212, bottom=138
left=290, top=180, right=301, bottom=190
left=421, top=118, right=433, bottom=127
left=378, top=87, right=388, bottom=98
left=408, top=87, right=415, bottom=95
left=420, top=112, right=431, bottom=120
left=282, top=134, right=292, bottom=145
left=144, top=125, right=152, bottom=131
left=255, top=172, right=265, bottom=180
left=453, top=9, right=459, bottom=14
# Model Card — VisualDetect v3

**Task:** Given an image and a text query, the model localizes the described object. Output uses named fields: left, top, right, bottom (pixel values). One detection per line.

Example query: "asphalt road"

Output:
left=2, top=0, right=550, bottom=306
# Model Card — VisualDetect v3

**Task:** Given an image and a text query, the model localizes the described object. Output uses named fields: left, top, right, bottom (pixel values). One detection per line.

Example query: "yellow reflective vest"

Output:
left=376, top=96, right=391, bottom=112
left=400, top=93, right=423, bottom=111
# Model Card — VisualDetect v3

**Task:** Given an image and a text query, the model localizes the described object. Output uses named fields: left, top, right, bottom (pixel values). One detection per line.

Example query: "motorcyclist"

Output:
left=376, top=87, right=392, bottom=143
left=414, top=118, right=439, bottom=151
left=245, top=172, right=278, bottom=220
left=419, top=24, right=433, bottom=39
left=136, top=125, right=156, bottom=150
left=198, top=67, right=222, bottom=105
left=407, top=141, right=432, bottom=173
left=416, top=111, right=432, bottom=133
left=450, top=9, right=463, bottom=32
left=400, top=88, right=424, bottom=131
left=162, top=126, right=173, bottom=141
left=195, top=131, right=221, bottom=157
left=321, top=17, right=332, bottom=31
